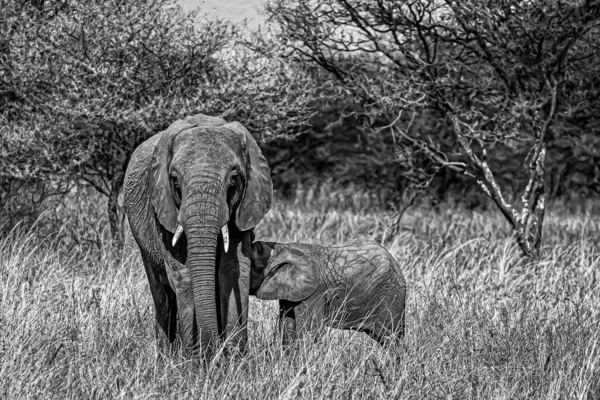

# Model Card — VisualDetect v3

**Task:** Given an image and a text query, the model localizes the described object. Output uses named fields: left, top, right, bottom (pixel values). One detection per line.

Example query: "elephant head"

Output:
left=150, top=114, right=272, bottom=353
left=251, top=243, right=318, bottom=302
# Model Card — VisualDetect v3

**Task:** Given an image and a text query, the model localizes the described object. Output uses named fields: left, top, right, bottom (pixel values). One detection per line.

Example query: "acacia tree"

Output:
left=264, top=0, right=600, bottom=257
left=1, top=0, right=233, bottom=246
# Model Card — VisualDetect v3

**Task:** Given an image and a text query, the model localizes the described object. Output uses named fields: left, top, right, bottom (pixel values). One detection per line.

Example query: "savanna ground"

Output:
left=1, top=188, right=599, bottom=399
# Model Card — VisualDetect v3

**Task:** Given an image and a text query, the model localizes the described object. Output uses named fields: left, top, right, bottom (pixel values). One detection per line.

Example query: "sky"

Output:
left=181, top=0, right=266, bottom=28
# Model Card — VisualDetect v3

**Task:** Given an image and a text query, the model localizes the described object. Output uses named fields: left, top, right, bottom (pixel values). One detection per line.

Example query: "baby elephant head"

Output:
left=250, top=242, right=318, bottom=302
left=249, top=241, right=275, bottom=294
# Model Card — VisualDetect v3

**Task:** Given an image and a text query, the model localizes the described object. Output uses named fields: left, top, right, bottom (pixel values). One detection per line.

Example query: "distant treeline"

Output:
left=264, top=106, right=600, bottom=204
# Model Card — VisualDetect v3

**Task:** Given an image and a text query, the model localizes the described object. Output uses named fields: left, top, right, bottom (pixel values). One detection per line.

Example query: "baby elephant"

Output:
left=250, top=238, right=406, bottom=346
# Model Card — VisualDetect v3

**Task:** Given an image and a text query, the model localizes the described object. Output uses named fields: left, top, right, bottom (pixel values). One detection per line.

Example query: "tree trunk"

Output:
left=107, top=172, right=127, bottom=259
left=515, top=144, right=547, bottom=258
left=107, top=191, right=124, bottom=259
left=448, top=113, right=550, bottom=259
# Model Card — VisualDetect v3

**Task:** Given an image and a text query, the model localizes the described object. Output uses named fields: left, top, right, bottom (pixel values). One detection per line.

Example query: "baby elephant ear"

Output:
left=149, top=119, right=195, bottom=233
left=256, top=248, right=317, bottom=302
left=225, top=122, right=273, bottom=231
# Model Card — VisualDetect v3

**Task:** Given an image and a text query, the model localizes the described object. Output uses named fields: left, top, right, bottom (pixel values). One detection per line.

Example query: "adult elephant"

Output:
left=124, top=114, right=272, bottom=356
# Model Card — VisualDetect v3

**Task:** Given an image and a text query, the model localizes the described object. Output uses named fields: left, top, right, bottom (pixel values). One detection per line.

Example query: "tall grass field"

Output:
left=1, top=190, right=599, bottom=399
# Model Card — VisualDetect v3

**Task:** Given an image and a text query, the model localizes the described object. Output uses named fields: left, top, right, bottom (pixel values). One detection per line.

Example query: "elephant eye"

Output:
left=229, top=171, right=239, bottom=186
left=171, top=174, right=181, bottom=206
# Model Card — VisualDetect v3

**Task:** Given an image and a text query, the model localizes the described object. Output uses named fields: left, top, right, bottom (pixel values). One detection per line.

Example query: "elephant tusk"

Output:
left=172, top=224, right=184, bottom=247
left=222, top=224, right=229, bottom=253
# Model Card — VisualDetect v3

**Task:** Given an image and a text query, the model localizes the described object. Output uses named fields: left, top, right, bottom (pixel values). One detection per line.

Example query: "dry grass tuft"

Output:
left=1, top=196, right=599, bottom=399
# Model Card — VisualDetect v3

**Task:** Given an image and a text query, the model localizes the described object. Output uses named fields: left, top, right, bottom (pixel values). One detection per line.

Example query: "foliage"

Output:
left=1, top=195, right=599, bottom=398
left=262, top=0, right=600, bottom=256
left=0, top=0, right=235, bottom=242
left=2, top=0, right=230, bottom=176
left=199, top=41, right=313, bottom=139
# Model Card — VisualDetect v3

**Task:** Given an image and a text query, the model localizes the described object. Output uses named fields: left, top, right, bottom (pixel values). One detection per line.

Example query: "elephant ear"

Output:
left=149, top=119, right=195, bottom=233
left=225, top=122, right=273, bottom=231
left=255, top=245, right=317, bottom=302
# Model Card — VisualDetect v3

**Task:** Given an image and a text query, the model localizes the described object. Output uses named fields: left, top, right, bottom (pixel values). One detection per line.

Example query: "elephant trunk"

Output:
left=184, top=187, right=226, bottom=357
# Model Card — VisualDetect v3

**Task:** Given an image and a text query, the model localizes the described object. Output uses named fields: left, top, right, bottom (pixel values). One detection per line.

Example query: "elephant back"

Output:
left=325, top=238, right=406, bottom=297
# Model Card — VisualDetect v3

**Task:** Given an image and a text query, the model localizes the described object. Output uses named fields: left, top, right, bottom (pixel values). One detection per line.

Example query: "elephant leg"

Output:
left=217, top=229, right=250, bottom=352
left=278, top=300, right=297, bottom=346
left=294, top=300, right=325, bottom=344
left=165, top=261, right=195, bottom=350
left=141, top=253, right=178, bottom=343
left=365, top=307, right=405, bottom=347
left=379, top=302, right=406, bottom=340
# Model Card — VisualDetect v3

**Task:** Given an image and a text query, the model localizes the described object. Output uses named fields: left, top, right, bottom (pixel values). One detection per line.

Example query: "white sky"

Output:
left=181, top=0, right=266, bottom=28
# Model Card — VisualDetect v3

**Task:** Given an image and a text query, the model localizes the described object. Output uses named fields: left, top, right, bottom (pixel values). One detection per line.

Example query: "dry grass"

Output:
left=1, top=192, right=599, bottom=399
